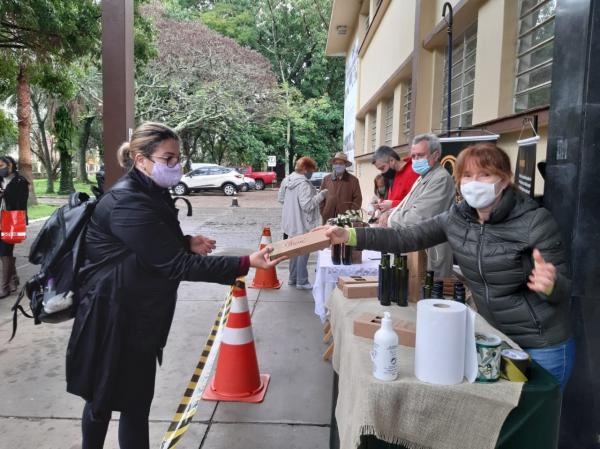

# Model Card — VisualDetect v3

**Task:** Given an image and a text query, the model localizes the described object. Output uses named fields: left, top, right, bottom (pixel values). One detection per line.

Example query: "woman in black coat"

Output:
left=0, top=155, right=29, bottom=298
left=66, top=122, right=283, bottom=449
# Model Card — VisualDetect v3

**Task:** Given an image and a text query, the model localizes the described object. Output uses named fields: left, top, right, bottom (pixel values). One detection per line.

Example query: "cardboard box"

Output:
left=407, top=250, right=427, bottom=302
left=352, top=249, right=363, bottom=264
left=353, top=313, right=416, bottom=347
left=342, top=282, right=379, bottom=299
left=337, top=275, right=379, bottom=290
left=270, top=229, right=331, bottom=259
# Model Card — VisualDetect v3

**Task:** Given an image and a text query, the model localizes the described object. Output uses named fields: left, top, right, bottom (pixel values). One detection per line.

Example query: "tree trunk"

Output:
left=58, top=149, right=75, bottom=194
left=77, top=116, right=94, bottom=183
left=16, top=65, right=38, bottom=205
left=31, top=95, right=55, bottom=194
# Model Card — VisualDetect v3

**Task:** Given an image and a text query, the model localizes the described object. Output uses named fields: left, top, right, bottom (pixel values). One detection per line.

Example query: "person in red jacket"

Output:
left=371, top=146, right=419, bottom=226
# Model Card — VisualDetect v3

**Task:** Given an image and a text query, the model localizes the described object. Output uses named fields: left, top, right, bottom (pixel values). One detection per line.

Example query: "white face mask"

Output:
left=460, top=180, right=501, bottom=209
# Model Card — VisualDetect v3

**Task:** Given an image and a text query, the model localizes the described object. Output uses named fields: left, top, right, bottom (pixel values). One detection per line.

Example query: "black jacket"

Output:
left=66, top=169, right=244, bottom=413
left=356, top=188, right=571, bottom=348
left=1, top=173, right=29, bottom=211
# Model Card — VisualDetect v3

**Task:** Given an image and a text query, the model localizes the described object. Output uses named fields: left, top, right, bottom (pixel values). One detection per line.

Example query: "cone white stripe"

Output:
left=222, top=326, right=254, bottom=345
left=260, top=236, right=272, bottom=245
left=230, top=298, right=249, bottom=313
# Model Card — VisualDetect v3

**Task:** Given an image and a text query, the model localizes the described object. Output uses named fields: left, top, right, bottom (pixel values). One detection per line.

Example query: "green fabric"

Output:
left=347, top=227, right=357, bottom=246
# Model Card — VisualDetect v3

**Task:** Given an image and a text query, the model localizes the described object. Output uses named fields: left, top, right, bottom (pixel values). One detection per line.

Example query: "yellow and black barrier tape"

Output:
left=160, top=285, right=234, bottom=449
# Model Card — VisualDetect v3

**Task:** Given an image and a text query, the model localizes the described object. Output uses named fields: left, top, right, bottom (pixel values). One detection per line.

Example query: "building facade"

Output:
left=327, top=0, right=556, bottom=207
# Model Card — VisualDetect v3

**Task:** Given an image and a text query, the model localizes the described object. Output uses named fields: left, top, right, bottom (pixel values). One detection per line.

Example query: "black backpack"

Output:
left=10, top=191, right=99, bottom=340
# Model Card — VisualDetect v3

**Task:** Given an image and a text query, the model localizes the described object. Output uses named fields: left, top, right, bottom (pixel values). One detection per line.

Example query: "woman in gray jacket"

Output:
left=322, top=143, right=574, bottom=389
left=278, top=157, right=327, bottom=289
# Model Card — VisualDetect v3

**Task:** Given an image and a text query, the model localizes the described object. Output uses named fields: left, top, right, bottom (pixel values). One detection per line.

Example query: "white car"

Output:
left=173, top=165, right=244, bottom=196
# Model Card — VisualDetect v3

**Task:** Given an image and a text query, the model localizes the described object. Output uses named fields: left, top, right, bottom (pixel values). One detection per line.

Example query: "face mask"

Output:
left=382, top=167, right=395, bottom=180
left=333, top=164, right=346, bottom=174
left=460, top=180, right=501, bottom=209
left=377, top=187, right=386, bottom=195
left=149, top=161, right=182, bottom=188
left=305, top=171, right=313, bottom=180
left=412, top=158, right=430, bottom=176
left=0, top=168, right=8, bottom=178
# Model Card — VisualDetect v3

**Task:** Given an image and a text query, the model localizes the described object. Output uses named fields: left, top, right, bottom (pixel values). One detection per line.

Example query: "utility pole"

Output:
left=101, top=0, right=135, bottom=188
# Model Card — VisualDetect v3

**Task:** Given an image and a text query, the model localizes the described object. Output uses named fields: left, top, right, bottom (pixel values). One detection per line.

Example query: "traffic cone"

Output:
left=203, top=279, right=270, bottom=403
left=250, top=226, right=282, bottom=289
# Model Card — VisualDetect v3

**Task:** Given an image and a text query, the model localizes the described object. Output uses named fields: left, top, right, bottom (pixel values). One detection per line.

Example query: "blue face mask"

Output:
left=412, top=158, right=430, bottom=176
left=333, top=164, right=346, bottom=174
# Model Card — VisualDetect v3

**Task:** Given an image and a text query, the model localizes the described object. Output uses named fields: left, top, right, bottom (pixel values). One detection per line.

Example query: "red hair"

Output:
left=454, top=143, right=513, bottom=187
left=295, top=156, right=317, bottom=172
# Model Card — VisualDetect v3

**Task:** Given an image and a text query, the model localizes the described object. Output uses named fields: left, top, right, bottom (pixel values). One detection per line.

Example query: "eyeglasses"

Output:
left=150, top=155, right=181, bottom=168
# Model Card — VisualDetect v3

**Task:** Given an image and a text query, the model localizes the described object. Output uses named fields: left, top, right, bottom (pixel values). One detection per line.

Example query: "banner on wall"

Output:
left=438, top=134, right=500, bottom=176
left=514, top=136, right=539, bottom=198
left=343, top=37, right=360, bottom=168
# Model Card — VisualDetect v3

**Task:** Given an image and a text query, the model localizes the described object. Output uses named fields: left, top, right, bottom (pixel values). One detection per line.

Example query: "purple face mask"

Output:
left=150, top=162, right=182, bottom=188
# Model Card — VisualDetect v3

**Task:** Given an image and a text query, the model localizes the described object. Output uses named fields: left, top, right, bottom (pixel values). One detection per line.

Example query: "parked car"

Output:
left=235, top=165, right=277, bottom=190
left=173, top=164, right=244, bottom=196
left=240, top=176, right=256, bottom=192
left=309, top=171, right=329, bottom=189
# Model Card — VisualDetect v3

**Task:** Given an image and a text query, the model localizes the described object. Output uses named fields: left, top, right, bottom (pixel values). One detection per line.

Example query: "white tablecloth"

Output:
left=312, top=248, right=381, bottom=321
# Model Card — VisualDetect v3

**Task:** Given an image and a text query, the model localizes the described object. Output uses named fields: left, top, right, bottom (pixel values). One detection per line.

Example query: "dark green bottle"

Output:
left=401, top=255, right=409, bottom=306
left=394, top=254, right=408, bottom=307
left=378, top=253, right=391, bottom=306
left=423, top=270, right=434, bottom=299
left=392, top=254, right=401, bottom=305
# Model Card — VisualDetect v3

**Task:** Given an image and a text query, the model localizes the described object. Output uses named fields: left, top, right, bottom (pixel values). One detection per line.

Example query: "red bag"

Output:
left=1, top=210, right=27, bottom=244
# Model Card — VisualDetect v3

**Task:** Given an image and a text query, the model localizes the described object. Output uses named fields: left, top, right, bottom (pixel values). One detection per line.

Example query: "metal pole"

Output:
left=443, top=2, right=453, bottom=137
left=102, top=0, right=135, bottom=189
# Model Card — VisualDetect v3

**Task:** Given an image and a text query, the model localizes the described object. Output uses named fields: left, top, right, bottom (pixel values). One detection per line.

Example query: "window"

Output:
left=441, top=22, right=477, bottom=130
left=383, top=98, right=394, bottom=146
left=514, top=0, right=556, bottom=112
left=369, top=111, right=377, bottom=151
left=402, top=82, right=412, bottom=140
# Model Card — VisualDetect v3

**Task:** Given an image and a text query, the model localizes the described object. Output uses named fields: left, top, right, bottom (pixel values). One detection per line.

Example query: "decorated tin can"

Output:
left=475, top=332, right=502, bottom=382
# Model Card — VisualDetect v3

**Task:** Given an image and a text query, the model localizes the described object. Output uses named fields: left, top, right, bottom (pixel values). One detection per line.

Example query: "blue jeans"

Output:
left=525, top=337, right=575, bottom=391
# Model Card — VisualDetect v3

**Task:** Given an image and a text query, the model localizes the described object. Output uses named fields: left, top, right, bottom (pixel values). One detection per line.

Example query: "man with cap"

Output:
left=319, top=152, right=363, bottom=224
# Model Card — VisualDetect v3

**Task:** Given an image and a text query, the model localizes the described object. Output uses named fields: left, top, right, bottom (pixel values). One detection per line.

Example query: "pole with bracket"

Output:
left=442, top=2, right=453, bottom=137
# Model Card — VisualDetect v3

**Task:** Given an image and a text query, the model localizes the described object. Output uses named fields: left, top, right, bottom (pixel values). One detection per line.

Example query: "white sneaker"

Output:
left=296, top=283, right=313, bottom=290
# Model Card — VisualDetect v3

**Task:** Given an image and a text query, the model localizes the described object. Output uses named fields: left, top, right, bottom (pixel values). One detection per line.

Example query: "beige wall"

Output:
left=359, top=0, right=415, bottom=108
left=355, top=159, right=380, bottom=211
left=472, top=0, right=519, bottom=124
left=434, top=0, right=461, bottom=17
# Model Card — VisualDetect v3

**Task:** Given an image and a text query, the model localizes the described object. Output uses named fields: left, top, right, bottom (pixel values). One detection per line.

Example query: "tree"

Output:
left=0, top=0, right=101, bottom=203
left=136, top=3, right=278, bottom=167
left=53, top=105, right=76, bottom=194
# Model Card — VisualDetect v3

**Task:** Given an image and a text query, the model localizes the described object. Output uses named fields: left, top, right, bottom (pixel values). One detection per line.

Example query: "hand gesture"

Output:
left=527, top=249, right=556, bottom=296
left=378, top=200, right=393, bottom=212
left=190, top=235, right=217, bottom=256
left=249, top=245, right=287, bottom=269
left=321, top=225, right=349, bottom=245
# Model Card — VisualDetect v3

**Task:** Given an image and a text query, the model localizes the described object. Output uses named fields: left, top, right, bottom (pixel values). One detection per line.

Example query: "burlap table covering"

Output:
left=327, top=288, right=524, bottom=449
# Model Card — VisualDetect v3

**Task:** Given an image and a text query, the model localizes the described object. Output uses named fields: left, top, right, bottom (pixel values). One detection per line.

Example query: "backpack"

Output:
left=10, top=191, right=99, bottom=340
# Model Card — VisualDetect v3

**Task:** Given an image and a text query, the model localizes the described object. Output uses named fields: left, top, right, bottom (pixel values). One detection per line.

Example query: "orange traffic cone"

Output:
left=250, top=226, right=282, bottom=289
left=202, top=279, right=270, bottom=403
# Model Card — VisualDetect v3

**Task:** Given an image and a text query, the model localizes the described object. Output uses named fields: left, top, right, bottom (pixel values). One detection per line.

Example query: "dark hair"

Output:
left=373, top=174, right=386, bottom=196
left=372, top=146, right=400, bottom=164
left=117, top=122, right=180, bottom=170
left=0, top=156, right=18, bottom=174
left=454, top=143, right=513, bottom=188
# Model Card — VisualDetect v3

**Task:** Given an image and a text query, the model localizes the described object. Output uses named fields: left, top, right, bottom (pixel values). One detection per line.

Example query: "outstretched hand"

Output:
left=190, top=235, right=217, bottom=256
left=527, top=248, right=556, bottom=295
left=313, top=225, right=350, bottom=245
left=249, top=245, right=287, bottom=269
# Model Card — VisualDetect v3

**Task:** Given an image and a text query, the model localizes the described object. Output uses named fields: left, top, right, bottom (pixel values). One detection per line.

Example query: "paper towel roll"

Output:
left=415, top=300, right=477, bottom=385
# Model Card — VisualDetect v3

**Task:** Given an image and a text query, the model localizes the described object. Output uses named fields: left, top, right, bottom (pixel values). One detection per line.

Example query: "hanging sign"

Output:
left=515, top=136, right=539, bottom=198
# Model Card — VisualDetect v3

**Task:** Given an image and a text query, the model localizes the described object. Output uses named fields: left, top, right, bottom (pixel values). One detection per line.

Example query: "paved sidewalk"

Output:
left=0, top=190, right=332, bottom=449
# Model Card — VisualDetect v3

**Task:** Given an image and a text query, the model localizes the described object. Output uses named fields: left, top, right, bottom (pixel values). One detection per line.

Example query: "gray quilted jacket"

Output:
left=355, top=188, right=571, bottom=348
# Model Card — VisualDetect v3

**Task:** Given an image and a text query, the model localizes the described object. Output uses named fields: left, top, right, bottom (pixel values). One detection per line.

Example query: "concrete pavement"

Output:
left=0, top=189, right=332, bottom=449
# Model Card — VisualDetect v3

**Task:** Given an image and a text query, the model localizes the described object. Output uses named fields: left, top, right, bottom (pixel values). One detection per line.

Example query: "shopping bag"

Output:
left=1, top=210, right=26, bottom=244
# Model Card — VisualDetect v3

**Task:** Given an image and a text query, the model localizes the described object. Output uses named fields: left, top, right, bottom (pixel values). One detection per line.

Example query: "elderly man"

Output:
left=371, top=146, right=419, bottom=225
left=388, top=133, right=455, bottom=277
left=319, top=152, right=362, bottom=224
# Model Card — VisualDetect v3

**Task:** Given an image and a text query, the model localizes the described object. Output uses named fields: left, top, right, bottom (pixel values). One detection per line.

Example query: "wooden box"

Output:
left=353, top=313, right=416, bottom=347
left=337, top=275, right=379, bottom=290
left=341, top=283, right=379, bottom=299
left=270, top=229, right=330, bottom=259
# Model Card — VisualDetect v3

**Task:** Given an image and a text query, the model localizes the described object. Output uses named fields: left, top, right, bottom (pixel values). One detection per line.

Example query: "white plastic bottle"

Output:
left=371, top=311, right=399, bottom=381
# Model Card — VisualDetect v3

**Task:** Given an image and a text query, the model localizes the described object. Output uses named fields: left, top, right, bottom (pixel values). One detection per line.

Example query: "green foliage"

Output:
left=53, top=105, right=77, bottom=194
left=28, top=203, right=58, bottom=220
left=0, top=109, right=17, bottom=149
